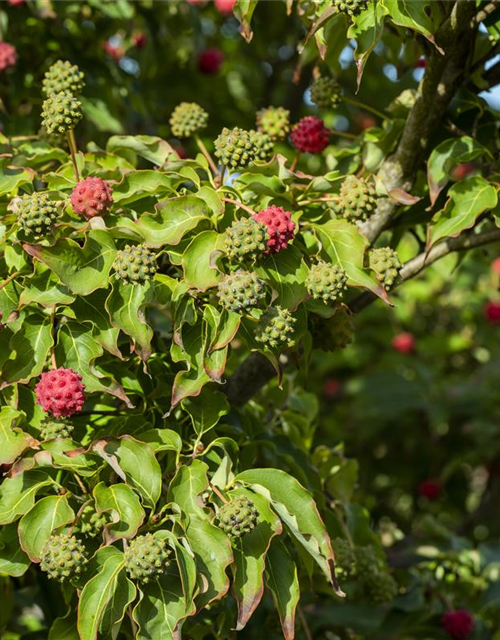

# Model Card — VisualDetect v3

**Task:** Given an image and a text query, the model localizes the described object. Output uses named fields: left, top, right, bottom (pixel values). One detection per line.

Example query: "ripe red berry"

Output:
left=484, top=301, right=500, bottom=324
left=442, top=610, right=474, bottom=640
left=0, top=42, right=17, bottom=72
left=215, top=0, right=235, bottom=13
left=415, top=57, right=426, bottom=68
left=418, top=479, right=441, bottom=500
left=391, top=332, right=415, bottom=354
left=197, top=48, right=224, bottom=74
left=290, top=116, right=329, bottom=154
left=35, top=367, right=85, bottom=418
left=253, top=205, right=295, bottom=253
left=7, top=0, right=24, bottom=5
left=132, top=32, right=147, bottom=49
left=104, top=40, right=125, bottom=62
left=450, top=162, right=474, bottom=181
left=70, top=177, right=113, bottom=220
left=491, top=257, right=500, bottom=274
left=323, top=379, right=341, bottom=397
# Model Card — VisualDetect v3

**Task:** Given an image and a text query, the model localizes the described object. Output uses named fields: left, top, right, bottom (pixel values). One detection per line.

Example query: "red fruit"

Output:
left=7, top=0, right=24, bottom=5
left=253, top=205, right=295, bottom=253
left=391, top=332, right=415, bottom=354
left=132, top=32, right=147, bottom=49
left=491, top=257, right=500, bottom=274
left=484, top=301, right=500, bottom=324
left=0, top=42, right=17, bottom=72
left=355, top=113, right=376, bottom=131
left=323, top=379, right=341, bottom=397
left=442, top=610, right=474, bottom=640
left=35, top=367, right=85, bottom=418
left=290, top=116, right=329, bottom=154
left=215, top=0, right=235, bottom=13
left=418, top=479, right=441, bottom=500
left=450, top=162, right=474, bottom=181
left=70, top=177, right=113, bottom=220
left=197, top=48, right=224, bottom=74
left=104, top=41, right=125, bottom=61
left=415, top=57, right=426, bottom=68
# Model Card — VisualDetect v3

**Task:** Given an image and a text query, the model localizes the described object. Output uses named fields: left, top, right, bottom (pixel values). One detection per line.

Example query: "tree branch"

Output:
left=224, top=351, right=277, bottom=407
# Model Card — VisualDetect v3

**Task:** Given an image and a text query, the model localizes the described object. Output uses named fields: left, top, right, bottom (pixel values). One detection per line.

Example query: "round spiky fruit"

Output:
left=290, top=116, right=330, bottom=154
left=38, top=125, right=66, bottom=149
left=369, top=247, right=401, bottom=290
left=251, top=130, right=274, bottom=162
left=306, top=261, right=348, bottom=303
left=0, top=41, right=17, bottom=72
left=217, top=270, right=266, bottom=313
left=256, top=106, right=290, bottom=141
left=42, top=60, right=85, bottom=96
left=217, top=495, right=259, bottom=538
left=77, top=503, right=109, bottom=538
left=252, top=205, right=295, bottom=254
left=41, top=91, right=82, bottom=134
left=224, top=217, right=267, bottom=263
left=255, top=306, right=296, bottom=349
left=310, top=76, right=342, bottom=109
left=169, top=102, right=208, bottom=138
left=442, top=610, right=474, bottom=640
left=333, top=538, right=357, bottom=579
left=39, top=418, right=74, bottom=441
left=338, top=175, right=378, bottom=222
left=70, top=177, right=113, bottom=220
left=124, top=533, right=171, bottom=583
left=333, top=0, right=369, bottom=17
left=364, top=571, right=398, bottom=604
left=15, top=192, right=60, bottom=238
left=113, top=244, right=158, bottom=285
left=310, top=305, right=354, bottom=351
left=40, top=533, right=88, bottom=583
left=355, top=545, right=383, bottom=577
left=35, top=367, right=85, bottom=418
left=214, top=127, right=258, bottom=170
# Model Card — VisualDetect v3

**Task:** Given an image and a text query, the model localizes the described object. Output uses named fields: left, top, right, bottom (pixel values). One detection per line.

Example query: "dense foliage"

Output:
left=1, top=1, right=500, bottom=640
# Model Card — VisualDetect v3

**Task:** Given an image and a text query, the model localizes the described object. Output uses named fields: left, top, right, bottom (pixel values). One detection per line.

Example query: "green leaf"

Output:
left=265, top=538, right=300, bottom=640
left=134, top=195, right=212, bottom=248
left=171, top=321, right=214, bottom=406
left=55, top=322, right=132, bottom=406
left=48, top=614, right=80, bottom=640
left=105, top=437, right=162, bottom=509
left=18, top=495, right=75, bottom=561
left=77, top=547, right=136, bottom=640
left=106, top=281, right=154, bottom=361
left=112, top=170, right=177, bottom=205
left=18, top=269, right=75, bottom=308
left=232, top=488, right=283, bottom=630
left=66, top=292, right=121, bottom=358
left=1, top=313, right=54, bottom=385
left=169, top=459, right=210, bottom=519
left=348, top=2, right=389, bottom=88
left=182, top=230, right=224, bottom=291
left=139, top=429, right=183, bottom=455
left=81, top=97, right=124, bottom=134
left=428, top=176, right=498, bottom=247
left=0, top=407, right=36, bottom=465
left=384, top=0, right=443, bottom=52
left=107, top=135, right=177, bottom=166
left=255, top=246, right=308, bottom=310
left=94, top=482, right=145, bottom=544
left=182, top=387, right=230, bottom=436
left=314, top=220, right=388, bottom=302
left=0, top=522, right=30, bottom=576
left=23, top=230, right=117, bottom=296
left=427, top=136, right=489, bottom=205
left=235, top=468, right=338, bottom=588
left=0, top=470, right=54, bottom=525
left=42, top=439, right=99, bottom=476
left=0, top=162, right=34, bottom=196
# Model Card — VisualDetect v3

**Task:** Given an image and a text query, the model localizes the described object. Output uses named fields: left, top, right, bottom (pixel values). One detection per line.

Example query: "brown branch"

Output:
left=224, top=352, right=276, bottom=407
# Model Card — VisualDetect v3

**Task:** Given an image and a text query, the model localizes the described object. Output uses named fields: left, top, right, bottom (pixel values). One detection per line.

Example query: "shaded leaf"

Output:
left=0, top=407, right=36, bottom=465
left=266, top=538, right=300, bottom=640
left=94, top=482, right=145, bottom=544
left=0, top=470, right=54, bottom=525
left=0, top=522, right=30, bottom=577
left=18, top=495, right=75, bottom=561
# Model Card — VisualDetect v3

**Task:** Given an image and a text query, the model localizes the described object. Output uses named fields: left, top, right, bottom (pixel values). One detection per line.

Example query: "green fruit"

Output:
left=364, top=571, right=398, bottom=604
left=40, top=533, right=88, bottom=583
left=338, top=175, right=378, bottom=222
left=113, top=244, right=158, bottom=285
left=217, top=495, right=259, bottom=538
left=214, top=127, right=259, bottom=170
left=251, top=129, right=274, bottom=162
left=310, top=76, right=342, bottom=109
left=355, top=545, right=383, bottom=577
left=42, top=60, right=85, bottom=97
left=256, top=106, right=290, bottom=141
left=169, top=102, right=208, bottom=138
left=333, top=537, right=357, bottom=578
left=310, top=305, right=354, bottom=351
left=38, top=125, right=66, bottom=148
left=124, top=533, right=171, bottom=583
left=77, top=503, right=109, bottom=538
left=306, top=261, right=348, bottom=303
left=369, top=247, right=401, bottom=290
left=41, top=91, right=82, bottom=134
left=333, top=0, right=369, bottom=17
left=224, top=217, right=267, bottom=263
left=15, top=192, right=60, bottom=238
left=255, top=306, right=296, bottom=349
left=217, top=270, right=266, bottom=312
left=39, top=418, right=73, bottom=441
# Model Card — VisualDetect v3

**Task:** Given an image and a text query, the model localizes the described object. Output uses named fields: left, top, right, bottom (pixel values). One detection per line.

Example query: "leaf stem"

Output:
left=211, top=483, right=229, bottom=504
left=195, top=134, right=219, bottom=177
left=222, top=197, right=258, bottom=217
left=0, top=271, right=20, bottom=292
left=66, top=129, right=80, bottom=182
left=344, top=96, right=387, bottom=120
left=290, top=151, right=300, bottom=173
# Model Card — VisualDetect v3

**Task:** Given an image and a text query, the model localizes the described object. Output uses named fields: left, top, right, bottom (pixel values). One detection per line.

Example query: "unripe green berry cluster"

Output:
left=216, top=495, right=259, bottom=538
left=306, top=261, right=348, bottom=303
left=39, top=418, right=74, bottom=441
left=310, top=76, right=342, bottom=110
left=124, top=533, right=171, bottom=583
left=333, top=537, right=357, bottom=579
left=310, top=305, right=354, bottom=351
left=338, top=175, right=378, bottom=222
left=42, top=60, right=85, bottom=97
left=256, top=106, right=290, bottom=141
left=333, top=0, right=369, bottom=17
left=214, top=127, right=272, bottom=170
left=40, top=533, right=89, bottom=583
left=170, top=102, right=208, bottom=138
left=217, top=270, right=266, bottom=312
left=77, top=503, right=109, bottom=538
left=369, top=247, right=401, bottom=290
left=41, top=91, right=82, bottom=134
left=113, top=245, right=158, bottom=285
left=224, top=218, right=267, bottom=263
left=255, top=306, right=296, bottom=349
left=15, top=192, right=60, bottom=238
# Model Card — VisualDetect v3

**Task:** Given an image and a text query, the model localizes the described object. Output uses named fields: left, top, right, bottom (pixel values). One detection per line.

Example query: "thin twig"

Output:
left=344, top=96, right=387, bottom=120
left=222, top=197, right=257, bottom=217
left=290, top=151, right=300, bottom=173
left=66, top=130, right=80, bottom=181
left=195, top=134, right=219, bottom=177
left=211, top=483, right=229, bottom=504
left=0, top=271, right=20, bottom=292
